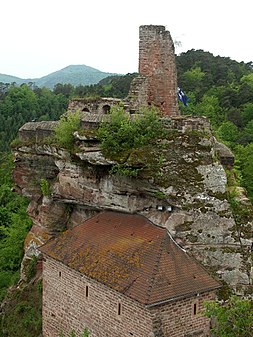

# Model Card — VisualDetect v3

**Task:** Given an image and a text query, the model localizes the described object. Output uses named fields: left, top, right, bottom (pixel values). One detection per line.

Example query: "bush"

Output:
left=204, top=295, right=253, bottom=337
left=55, top=110, right=81, bottom=149
left=40, top=178, right=51, bottom=197
left=97, top=104, right=162, bottom=159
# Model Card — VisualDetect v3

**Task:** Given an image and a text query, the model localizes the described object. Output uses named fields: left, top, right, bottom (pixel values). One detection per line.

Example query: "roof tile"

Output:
left=40, top=211, right=220, bottom=305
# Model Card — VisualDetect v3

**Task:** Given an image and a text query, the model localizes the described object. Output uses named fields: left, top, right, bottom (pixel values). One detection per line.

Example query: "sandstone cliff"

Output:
left=12, top=111, right=253, bottom=297
left=12, top=24, right=253, bottom=297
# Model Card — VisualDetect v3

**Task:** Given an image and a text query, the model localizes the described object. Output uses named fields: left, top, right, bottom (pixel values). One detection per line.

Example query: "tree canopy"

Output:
left=176, top=49, right=253, bottom=201
left=205, top=296, right=253, bottom=337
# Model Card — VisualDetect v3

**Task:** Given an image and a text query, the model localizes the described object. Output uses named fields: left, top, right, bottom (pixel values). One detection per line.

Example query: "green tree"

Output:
left=235, top=143, right=253, bottom=201
left=181, top=66, right=205, bottom=96
left=241, top=102, right=253, bottom=126
left=237, top=82, right=253, bottom=106
left=0, top=154, right=32, bottom=300
left=241, top=73, right=253, bottom=89
left=97, top=104, right=134, bottom=158
left=55, top=110, right=81, bottom=149
left=216, top=121, right=240, bottom=145
left=195, top=94, right=224, bottom=127
left=1, top=84, right=38, bottom=118
left=35, top=87, right=67, bottom=121
left=239, top=120, right=253, bottom=144
left=53, top=83, right=74, bottom=98
left=205, top=296, right=253, bottom=337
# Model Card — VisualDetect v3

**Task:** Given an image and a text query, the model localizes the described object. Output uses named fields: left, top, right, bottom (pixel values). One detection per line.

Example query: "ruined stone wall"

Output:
left=42, top=256, right=213, bottom=337
left=16, top=116, right=211, bottom=144
left=139, top=25, right=179, bottom=116
left=18, top=121, right=58, bottom=142
left=127, top=75, right=149, bottom=112
left=67, top=97, right=125, bottom=115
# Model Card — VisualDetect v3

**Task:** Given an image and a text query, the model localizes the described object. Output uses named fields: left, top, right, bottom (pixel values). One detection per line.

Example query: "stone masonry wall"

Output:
left=67, top=98, right=122, bottom=115
left=150, top=292, right=215, bottom=337
left=139, top=25, right=179, bottom=116
left=43, top=256, right=213, bottom=337
left=43, top=256, right=154, bottom=337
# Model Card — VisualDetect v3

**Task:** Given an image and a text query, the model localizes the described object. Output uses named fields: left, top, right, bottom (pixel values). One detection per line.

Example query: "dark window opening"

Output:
left=85, top=285, right=89, bottom=298
left=59, top=271, right=61, bottom=277
left=117, top=302, right=121, bottom=315
left=193, top=303, right=197, bottom=315
left=82, top=107, right=90, bottom=112
left=102, top=105, right=111, bottom=114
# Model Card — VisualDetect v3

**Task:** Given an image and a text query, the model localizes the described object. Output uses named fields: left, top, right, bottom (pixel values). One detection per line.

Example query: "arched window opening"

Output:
left=102, top=105, right=111, bottom=114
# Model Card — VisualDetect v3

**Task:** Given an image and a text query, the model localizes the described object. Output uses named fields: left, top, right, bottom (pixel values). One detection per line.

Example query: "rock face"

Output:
left=12, top=25, right=253, bottom=295
left=13, top=115, right=253, bottom=295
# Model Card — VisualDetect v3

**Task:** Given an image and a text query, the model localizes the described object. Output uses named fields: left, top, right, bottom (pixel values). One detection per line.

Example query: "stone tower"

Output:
left=139, top=25, right=179, bottom=116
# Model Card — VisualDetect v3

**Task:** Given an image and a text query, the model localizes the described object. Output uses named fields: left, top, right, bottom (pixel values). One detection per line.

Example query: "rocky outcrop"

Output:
left=12, top=115, right=253, bottom=295
left=11, top=24, right=253, bottom=296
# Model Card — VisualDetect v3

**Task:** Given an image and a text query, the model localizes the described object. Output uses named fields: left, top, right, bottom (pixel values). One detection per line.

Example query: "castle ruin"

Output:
left=138, top=25, right=179, bottom=115
left=64, top=25, right=179, bottom=119
left=12, top=25, right=253, bottom=337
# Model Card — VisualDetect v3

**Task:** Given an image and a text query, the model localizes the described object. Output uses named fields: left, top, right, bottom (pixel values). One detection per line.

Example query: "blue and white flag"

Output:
left=177, top=87, right=189, bottom=107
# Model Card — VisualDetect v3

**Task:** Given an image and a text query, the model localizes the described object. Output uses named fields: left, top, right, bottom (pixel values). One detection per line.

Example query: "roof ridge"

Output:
left=145, top=232, right=167, bottom=303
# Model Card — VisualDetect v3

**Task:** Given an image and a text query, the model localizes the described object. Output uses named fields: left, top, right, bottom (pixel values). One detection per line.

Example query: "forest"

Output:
left=0, top=50, right=253, bottom=336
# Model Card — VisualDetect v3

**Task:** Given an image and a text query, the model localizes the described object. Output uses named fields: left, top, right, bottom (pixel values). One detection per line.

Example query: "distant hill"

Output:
left=0, top=73, right=31, bottom=85
left=0, top=65, right=117, bottom=89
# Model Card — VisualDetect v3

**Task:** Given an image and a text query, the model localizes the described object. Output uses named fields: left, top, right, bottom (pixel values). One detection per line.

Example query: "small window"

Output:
left=193, top=303, right=197, bottom=315
left=85, top=285, right=89, bottom=298
left=192, top=301, right=199, bottom=317
left=59, top=271, right=61, bottom=277
left=117, top=302, right=121, bottom=316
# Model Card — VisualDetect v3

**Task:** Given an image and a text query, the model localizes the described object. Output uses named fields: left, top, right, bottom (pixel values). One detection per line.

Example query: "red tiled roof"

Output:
left=40, top=211, right=220, bottom=306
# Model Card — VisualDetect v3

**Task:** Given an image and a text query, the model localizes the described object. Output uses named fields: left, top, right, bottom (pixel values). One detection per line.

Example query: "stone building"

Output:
left=40, top=211, right=220, bottom=337
left=12, top=23, right=253, bottom=337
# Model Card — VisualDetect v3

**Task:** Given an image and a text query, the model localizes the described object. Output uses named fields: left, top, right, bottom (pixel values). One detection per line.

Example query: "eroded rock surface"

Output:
left=12, top=116, right=253, bottom=295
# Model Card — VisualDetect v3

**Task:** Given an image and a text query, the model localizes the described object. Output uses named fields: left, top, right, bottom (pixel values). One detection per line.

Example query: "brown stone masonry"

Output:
left=43, top=257, right=154, bottom=337
left=139, top=25, right=179, bottom=116
left=43, top=256, right=214, bottom=337
left=149, top=292, right=215, bottom=337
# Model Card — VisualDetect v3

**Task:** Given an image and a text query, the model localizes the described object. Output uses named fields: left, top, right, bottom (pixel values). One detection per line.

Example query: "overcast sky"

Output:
left=1, top=0, right=252, bottom=79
